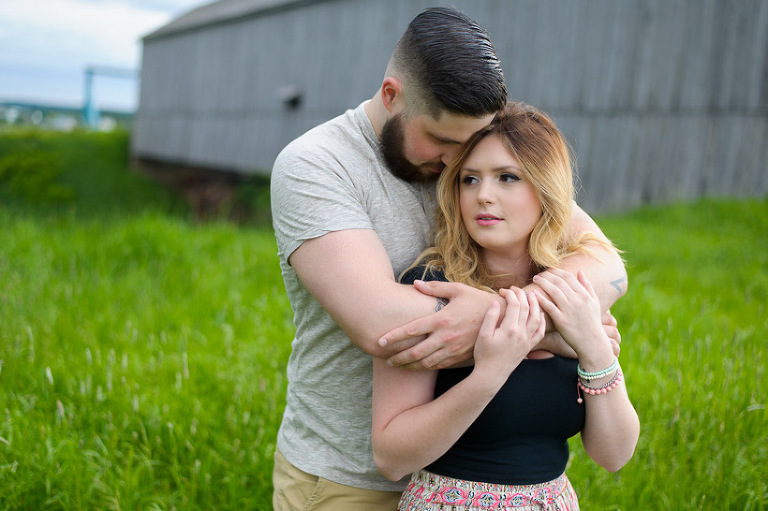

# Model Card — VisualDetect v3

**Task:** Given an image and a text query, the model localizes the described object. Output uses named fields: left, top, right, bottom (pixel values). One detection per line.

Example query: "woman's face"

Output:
left=458, top=134, right=542, bottom=259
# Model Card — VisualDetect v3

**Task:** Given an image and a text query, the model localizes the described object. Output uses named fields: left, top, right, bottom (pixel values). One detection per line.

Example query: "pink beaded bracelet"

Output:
left=577, top=369, right=622, bottom=404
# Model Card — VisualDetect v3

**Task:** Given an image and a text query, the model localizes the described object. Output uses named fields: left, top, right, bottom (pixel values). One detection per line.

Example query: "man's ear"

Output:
left=381, top=76, right=404, bottom=114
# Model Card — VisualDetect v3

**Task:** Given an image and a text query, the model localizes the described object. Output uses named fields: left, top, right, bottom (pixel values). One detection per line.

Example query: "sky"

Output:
left=0, top=0, right=211, bottom=112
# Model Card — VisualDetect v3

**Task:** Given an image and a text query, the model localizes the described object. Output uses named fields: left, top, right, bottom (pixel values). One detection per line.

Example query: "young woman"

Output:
left=372, top=102, right=640, bottom=510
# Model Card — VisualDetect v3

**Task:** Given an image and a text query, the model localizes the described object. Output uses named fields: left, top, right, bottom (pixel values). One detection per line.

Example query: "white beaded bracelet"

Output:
left=577, top=357, right=619, bottom=381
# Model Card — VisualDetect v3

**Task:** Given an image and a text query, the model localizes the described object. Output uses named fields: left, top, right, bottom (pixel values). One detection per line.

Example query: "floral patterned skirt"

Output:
left=397, top=469, right=580, bottom=511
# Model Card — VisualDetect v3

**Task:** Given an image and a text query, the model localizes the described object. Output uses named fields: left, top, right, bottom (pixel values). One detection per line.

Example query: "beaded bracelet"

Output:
left=577, top=369, right=622, bottom=404
left=577, top=357, right=619, bottom=381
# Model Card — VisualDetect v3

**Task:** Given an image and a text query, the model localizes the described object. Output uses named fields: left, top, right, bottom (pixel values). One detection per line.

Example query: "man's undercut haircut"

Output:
left=393, top=7, right=507, bottom=119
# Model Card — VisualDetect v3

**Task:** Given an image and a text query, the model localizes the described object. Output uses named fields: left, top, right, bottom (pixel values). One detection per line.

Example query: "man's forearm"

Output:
left=560, top=244, right=627, bottom=312
left=351, top=284, right=447, bottom=358
left=537, top=331, right=578, bottom=358
left=524, top=243, right=626, bottom=333
left=564, top=202, right=628, bottom=311
left=289, top=229, right=444, bottom=358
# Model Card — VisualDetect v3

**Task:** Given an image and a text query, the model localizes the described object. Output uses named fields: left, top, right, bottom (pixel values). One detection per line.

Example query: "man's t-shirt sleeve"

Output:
left=271, top=143, right=373, bottom=262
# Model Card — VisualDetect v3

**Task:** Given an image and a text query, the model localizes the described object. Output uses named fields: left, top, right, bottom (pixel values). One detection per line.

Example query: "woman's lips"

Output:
left=476, top=213, right=502, bottom=226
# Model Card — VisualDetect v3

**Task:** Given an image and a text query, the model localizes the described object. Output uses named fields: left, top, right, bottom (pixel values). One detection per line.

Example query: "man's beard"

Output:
left=379, top=114, right=443, bottom=184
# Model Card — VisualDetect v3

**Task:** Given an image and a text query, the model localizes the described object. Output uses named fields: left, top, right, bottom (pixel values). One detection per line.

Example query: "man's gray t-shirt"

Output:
left=271, top=101, right=437, bottom=491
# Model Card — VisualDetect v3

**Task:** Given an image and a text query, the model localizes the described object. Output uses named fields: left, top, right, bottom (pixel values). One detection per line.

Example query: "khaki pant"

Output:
left=272, top=448, right=402, bottom=511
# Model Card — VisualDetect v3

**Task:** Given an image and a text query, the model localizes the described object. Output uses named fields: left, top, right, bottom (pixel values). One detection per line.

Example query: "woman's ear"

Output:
left=381, top=76, right=404, bottom=114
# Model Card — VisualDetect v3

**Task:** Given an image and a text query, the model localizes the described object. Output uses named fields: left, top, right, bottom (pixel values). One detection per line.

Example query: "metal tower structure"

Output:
left=82, top=65, right=138, bottom=129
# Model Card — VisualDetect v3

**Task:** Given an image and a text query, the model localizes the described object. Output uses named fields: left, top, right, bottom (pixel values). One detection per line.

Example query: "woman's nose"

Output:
left=477, top=181, right=494, bottom=204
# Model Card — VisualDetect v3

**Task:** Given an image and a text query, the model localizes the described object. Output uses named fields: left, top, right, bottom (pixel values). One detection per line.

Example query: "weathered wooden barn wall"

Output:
left=133, top=0, right=397, bottom=176
left=478, top=0, right=768, bottom=213
left=132, top=0, right=768, bottom=213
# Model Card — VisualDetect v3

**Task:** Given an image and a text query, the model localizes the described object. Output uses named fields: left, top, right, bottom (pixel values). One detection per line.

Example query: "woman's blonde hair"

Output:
left=408, top=101, right=616, bottom=291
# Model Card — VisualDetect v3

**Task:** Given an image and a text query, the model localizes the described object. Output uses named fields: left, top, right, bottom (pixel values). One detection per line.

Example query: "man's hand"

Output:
left=379, top=280, right=503, bottom=370
left=602, top=309, right=621, bottom=357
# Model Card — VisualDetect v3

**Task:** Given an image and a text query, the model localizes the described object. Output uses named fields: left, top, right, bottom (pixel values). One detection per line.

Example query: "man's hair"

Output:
left=391, top=7, right=507, bottom=119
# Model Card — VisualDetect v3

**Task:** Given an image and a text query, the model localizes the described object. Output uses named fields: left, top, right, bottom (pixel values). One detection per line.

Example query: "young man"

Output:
left=270, top=7, right=626, bottom=511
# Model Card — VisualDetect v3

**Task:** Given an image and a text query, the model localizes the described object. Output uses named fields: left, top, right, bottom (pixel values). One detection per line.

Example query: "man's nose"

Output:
left=440, top=146, right=461, bottom=166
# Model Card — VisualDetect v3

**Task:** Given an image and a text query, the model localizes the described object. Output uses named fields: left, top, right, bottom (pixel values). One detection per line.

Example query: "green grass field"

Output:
left=1, top=131, right=766, bottom=510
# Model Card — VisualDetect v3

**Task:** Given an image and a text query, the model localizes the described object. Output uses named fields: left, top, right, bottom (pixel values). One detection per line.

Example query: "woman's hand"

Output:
left=532, top=269, right=614, bottom=364
left=473, top=287, right=545, bottom=380
left=534, top=269, right=639, bottom=472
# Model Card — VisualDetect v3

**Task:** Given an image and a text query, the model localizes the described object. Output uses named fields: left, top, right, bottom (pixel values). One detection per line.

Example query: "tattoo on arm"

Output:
left=610, top=276, right=627, bottom=296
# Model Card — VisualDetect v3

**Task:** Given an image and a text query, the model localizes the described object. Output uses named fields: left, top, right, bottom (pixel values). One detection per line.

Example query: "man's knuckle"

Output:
left=416, top=359, right=433, bottom=370
left=409, top=345, right=426, bottom=360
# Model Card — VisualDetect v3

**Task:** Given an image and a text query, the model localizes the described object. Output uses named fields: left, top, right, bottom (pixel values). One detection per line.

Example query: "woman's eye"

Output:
left=461, top=175, right=478, bottom=185
left=500, top=173, right=521, bottom=183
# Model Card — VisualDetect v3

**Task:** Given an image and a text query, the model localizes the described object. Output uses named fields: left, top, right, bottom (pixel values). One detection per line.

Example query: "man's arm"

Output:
left=527, top=202, right=627, bottom=325
left=524, top=203, right=627, bottom=355
left=381, top=203, right=627, bottom=363
left=289, top=228, right=499, bottom=364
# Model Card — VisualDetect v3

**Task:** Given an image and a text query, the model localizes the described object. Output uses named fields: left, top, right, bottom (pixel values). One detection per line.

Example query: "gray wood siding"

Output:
left=132, top=0, right=768, bottom=212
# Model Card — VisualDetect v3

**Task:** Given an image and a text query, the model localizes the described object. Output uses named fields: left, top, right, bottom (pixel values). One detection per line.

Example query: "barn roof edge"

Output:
left=142, top=0, right=337, bottom=41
